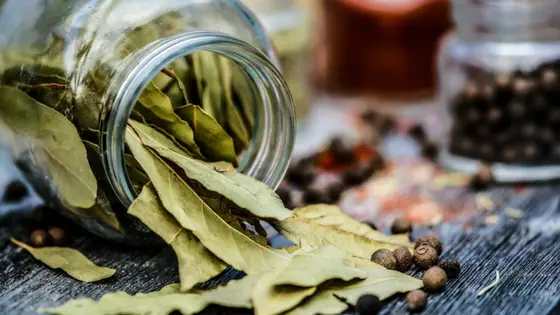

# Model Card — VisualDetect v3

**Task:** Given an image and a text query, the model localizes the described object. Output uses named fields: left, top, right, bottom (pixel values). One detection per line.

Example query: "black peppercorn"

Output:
left=286, top=161, right=316, bottom=187
left=508, top=100, right=526, bottom=119
left=521, top=143, right=539, bottom=161
left=343, top=163, right=375, bottom=186
left=423, top=266, right=448, bottom=292
left=501, top=147, right=518, bottom=163
left=303, top=187, right=331, bottom=205
left=276, top=186, right=291, bottom=207
left=421, top=143, right=438, bottom=161
left=406, top=290, right=427, bottom=312
left=371, top=249, right=397, bottom=270
left=3, top=180, right=28, bottom=203
left=393, top=247, right=413, bottom=272
left=413, top=245, right=439, bottom=269
left=391, top=217, right=412, bottom=235
left=415, top=235, right=443, bottom=255
left=409, top=124, right=427, bottom=143
left=327, top=137, right=356, bottom=164
left=439, top=259, right=461, bottom=278
left=541, top=68, right=557, bottom=88
left=48, top=226, right=67, bottom=245
left=326, top=179, right=344, bottom=203
left=30, top=229, right=48, bottom=247
left=355, top=294, right=383, bottom=315
left=468, top=164, right=493, bottom=192
left=513, top=77, right=533, bottom=96
left=521, top=124, right=538, bottom=139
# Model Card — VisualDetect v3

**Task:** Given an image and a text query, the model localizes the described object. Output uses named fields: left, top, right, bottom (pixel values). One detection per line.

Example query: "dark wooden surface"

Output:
left=1, top=185, right=560, bottom=315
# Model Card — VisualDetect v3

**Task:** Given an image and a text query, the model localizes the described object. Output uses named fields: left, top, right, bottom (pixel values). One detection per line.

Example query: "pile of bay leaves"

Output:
left=0, top=35, right=422, bottom=315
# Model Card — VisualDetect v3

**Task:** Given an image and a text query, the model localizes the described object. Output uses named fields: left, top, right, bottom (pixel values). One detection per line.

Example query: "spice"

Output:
left=406, top=290, right=427, bottom=312
left=439, top=259, right=461, bottom=279
left=413, top=245, right=438, bottom=269
left=286, top=162, right=316, bottom=187
left=47, top=227, right=67, bottom=245
left=415, top=235, right=442, bottom=255
left=423, top=266, right=447, bottom=292
left=391, top=217, right=412, bottom=235
left=3, top=180, right=28, bottom=203
left=355, top=294, right=383, bottom=315
left=327, top=137, right=356, bottom=164
left=343, top=163, right=375, bottom=186
left=371, top=249, right=397, bottom=270
left=409, top=124, right=427, bottom=143
left=393, top=247, right=413, bottom=272
left=303, top=187, right=332, bottom=205
left=30, top=229, right=48, bottom=247
left=468, top=164, right=494, bottom=191
left=421, top=143, right=439, bottom=161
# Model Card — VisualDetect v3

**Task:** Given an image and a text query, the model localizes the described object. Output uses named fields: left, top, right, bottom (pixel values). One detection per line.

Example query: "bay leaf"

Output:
left=231, top=67, right=255, bottom=129
left=253, top=246, right=366, bottom=315
left=283, top=288, right=348, bottom=315
left=128, top=184, right=227, bottom=292
left=126, top=128, right=291, bottom=274
left=73, top=88, right=102, bottom=133
left=0, top=86, right=97, bottom=208
left=330, top=262, right=423, bottom=304
left=39, top=291, right=208, bottom=315
left=11, top=238, right=115, bottom=282
left=275, top=219, right=404, bottom=260
left=129, top=120, right=290, bottom=220
left=87, top=188, right=122, bottom=232
left=292, top=205, right=413, bottom=248
left=161, top=68, right=189, bottom=105
left=253, top=270, right=316, bottom=315
left=202, top=273, right=262, bottom=309
left=137, top=81, right=203, bottom=158
left=175, top=104, right=238, bottom=166
left=218, top=56, right=250, bottom=152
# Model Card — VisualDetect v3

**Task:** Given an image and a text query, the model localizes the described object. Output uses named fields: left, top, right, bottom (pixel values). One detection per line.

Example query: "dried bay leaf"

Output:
left=129, top=121, right=291, bottom=220
left=11, top=238, right=115, bottom=282
left=137, top=81, right=203, bottom=158
left=161, top=68, right=189, bottom=105
left=293, top=205, right=413, bottom=248
left=253, top=246, right=366, bottom=315
left=283, top=288, right=348, bottom=315
left=40, top=291, right=208, bottom=315
left=126, top=128, right=291, bottom=274
left=231, top=67, right=255, bottom=129
left=175, top=104, right=237, bottom=166
left=128, top=184, right=227, bottom=292
left=275, top=219, right=404, bottom=259
left=202, top=273, right=262, bottom=309
left=0, top=86, right=97, bottom=208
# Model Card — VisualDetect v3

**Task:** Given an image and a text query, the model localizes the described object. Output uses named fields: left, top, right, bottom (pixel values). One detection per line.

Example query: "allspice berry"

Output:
left=371, top=249, right=397, bottom=270
left=48, top=227, right=67, bottom=245
left=355, top=294, right=383, bottom=315
left=393, top=247, right=413, bottom=272
left=423, top=266, right=447, bottom=292
left=439, top=259, right=461, bottom=279
left=413, top=245, right=438, bottom=269
left=30, top=229, right=48, bottom=247
left=415, top=235, right=443, bottom=255
left=406, top=290, right=427, bottom=312
left=391, top=217, right=412, bottom=234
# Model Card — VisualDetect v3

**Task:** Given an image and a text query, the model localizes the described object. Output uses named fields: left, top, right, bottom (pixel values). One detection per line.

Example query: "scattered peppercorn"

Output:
left=421, top=142, right=439, bottom=161
left=276, top=186, right=291, bottom=207
left=3, top=180, right=28, bottom=203
left=30, top=229, right=48, bottom=247
left=343, top=163, right=375, bottom=186
left=286, top=161, right=316, bottom=187
left=413, top=245, right=439, bottom=269
left=303, top=187, right=332, bottom=205
left=415, top=235, right=443, bottom=255
left=439, top=259, right=461, bottom=278
left=423, top=266, right=448, bottom=292
left=391, top=217, right=412, bottom=235
left=355, top=294, right=383, bottom=315
left=371, top=249, right=397, bottom=270
left=406, top=290, right=427, bottom=312
left=48, top=226, right=67, bottom=245
left=327, top=137, right=356, bottom=164
left=409, top=124, right=427, bottom=143
left=393, top=247, right=413, bottom=272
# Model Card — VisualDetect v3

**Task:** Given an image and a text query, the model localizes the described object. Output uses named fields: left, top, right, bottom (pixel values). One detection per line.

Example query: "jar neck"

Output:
left=99, top=31, right=295, bottom=208
left=452, top=0, right=560, bottom=42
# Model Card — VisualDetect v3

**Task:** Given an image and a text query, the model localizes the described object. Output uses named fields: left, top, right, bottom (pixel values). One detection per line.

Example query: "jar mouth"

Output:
left=100, top=31, right=296, bottom=208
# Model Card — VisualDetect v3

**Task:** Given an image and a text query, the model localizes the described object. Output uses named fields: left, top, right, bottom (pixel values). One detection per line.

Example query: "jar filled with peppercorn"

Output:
left=437, top=0, right=560, bottom=181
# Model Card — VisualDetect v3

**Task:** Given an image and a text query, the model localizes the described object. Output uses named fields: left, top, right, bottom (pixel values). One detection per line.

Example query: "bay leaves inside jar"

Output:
left=0, top=86, right=97, bottom=208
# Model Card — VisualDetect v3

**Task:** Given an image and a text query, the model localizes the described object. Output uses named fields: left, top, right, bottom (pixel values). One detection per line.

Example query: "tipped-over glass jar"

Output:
left=437, top=0, right=560, bottom=182
left=0, top=0, right=295, bottom=243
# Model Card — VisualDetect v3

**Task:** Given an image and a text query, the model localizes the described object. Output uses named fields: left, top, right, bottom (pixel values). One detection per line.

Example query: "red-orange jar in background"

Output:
left=314, top=0, right=451, bottom=100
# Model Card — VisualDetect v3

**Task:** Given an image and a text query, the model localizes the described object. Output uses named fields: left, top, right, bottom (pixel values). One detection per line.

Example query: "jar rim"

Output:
left=99, top=31, right=296, bottom=208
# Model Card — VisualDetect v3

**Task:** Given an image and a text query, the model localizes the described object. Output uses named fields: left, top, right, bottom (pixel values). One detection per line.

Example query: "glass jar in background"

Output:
left=0, top=0, right=295, bottom=242
left=241, top=0, right=313, bottom=122
left=438, top=0, right=560, bottom=182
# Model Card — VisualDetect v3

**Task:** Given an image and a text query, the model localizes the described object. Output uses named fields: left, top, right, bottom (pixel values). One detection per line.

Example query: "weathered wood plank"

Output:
left=1, top=187, right=560, bottom=315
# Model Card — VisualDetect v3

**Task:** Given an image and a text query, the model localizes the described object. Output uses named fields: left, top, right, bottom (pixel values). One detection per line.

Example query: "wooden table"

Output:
left=1, top=103, right=560, bottom=315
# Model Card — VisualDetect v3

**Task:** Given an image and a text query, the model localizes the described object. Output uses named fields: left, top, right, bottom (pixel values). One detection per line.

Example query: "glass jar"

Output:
left=241, top=0, right=313, bottom=122
left=437, top=0, right=560, bottom=182
left=0, top=0, right=295, bottom=243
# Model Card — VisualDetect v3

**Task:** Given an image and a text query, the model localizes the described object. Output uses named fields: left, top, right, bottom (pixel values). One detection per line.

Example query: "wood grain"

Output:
left=1, top=186, right=560, bottom=315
